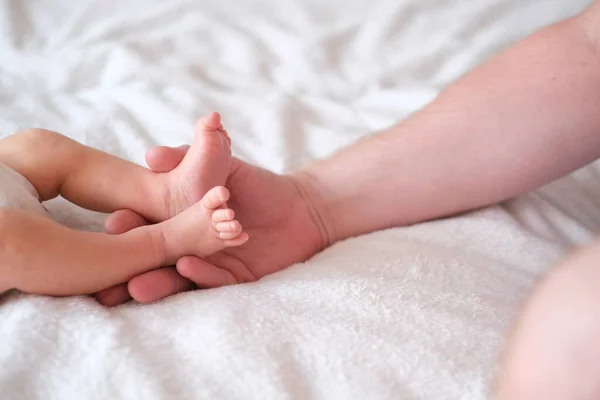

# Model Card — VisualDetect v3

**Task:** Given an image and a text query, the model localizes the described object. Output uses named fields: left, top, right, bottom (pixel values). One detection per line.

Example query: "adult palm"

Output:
left=96, top=148, right=327, bottom=306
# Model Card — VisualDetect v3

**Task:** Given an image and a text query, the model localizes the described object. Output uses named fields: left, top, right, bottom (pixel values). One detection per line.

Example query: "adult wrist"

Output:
left=290, top=168, right=338, bottom=249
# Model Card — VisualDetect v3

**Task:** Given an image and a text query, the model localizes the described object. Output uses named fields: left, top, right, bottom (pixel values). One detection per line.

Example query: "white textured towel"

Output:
left=0, top=0, right=598, bottom=399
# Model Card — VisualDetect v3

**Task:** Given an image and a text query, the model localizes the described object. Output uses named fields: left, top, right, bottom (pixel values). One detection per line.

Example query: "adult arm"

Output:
left=98, top=3, right=600, bottom=305
left=300, top=3, right=600, bottom=244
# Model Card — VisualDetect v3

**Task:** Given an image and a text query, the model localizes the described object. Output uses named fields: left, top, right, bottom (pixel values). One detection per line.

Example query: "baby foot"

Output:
left=164, top=112, right=232, bottom=218
left=160, top=186, right=248, bottom=263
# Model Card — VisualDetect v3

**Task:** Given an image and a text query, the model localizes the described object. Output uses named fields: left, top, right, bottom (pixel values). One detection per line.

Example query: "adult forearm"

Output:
left=300, top=6, right=600, bottom=244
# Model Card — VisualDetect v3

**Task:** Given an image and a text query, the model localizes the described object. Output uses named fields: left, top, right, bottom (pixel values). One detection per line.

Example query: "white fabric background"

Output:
left=0, top=0, right=597, bottom=399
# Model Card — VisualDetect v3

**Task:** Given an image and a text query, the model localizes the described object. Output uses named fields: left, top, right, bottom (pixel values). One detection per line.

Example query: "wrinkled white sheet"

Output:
left=0, top=0, right=596, bottom=398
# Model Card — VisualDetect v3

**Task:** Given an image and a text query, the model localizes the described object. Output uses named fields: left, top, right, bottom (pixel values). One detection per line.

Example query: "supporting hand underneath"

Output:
left=95, top=147, right=329, bottom=306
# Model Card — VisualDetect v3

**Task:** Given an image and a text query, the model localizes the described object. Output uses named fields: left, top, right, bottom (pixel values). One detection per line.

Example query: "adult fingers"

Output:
left=104, top=209, right=149, bottom=234
left=95, top=284, right=132, bottom=307
left=176, top=256, right=238, bottom=288
left=145, top=145, right=190, bottom=173
left=127, top=267, right=195, bottom=303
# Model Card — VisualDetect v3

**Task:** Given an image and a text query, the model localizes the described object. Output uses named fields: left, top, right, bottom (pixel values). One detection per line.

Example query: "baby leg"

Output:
left=0, top=206, right=163, bottom=296
left=0, top=187, right=247, bottom=296
left=0, top=113, right=232, bottom=223
left=0, top=128, right=169, bottom=221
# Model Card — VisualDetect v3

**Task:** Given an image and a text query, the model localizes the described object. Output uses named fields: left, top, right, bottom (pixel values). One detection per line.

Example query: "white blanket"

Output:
left=0, top=0, right=597, bottom=398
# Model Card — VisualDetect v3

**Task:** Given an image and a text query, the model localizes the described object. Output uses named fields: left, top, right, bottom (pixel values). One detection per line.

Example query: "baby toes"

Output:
left=221, top=129, right=232, bottom=146
left=224, top=233, right=249, bottom=247
left=215, top=219, right=243, bottom=240
left=212, top=208, right=235, bottom=225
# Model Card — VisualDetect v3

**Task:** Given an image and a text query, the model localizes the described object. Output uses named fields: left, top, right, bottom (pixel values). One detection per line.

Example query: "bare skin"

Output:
left=101, top=2, right=600, bottom=303
left=97, top=156, right=323, bottom=304
left=0, top=112, right=232, bottom=223
left=0, top=186, right=246, bottom=296
left=494, top=240, right=600, bottom=400
left=0, top=113, right=248, bottom=296
left=97, top=2, right=600, bottom=398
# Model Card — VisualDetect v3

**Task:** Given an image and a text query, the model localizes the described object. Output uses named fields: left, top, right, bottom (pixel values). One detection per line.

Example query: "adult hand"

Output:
left=95, top=146, right=329, bottom=306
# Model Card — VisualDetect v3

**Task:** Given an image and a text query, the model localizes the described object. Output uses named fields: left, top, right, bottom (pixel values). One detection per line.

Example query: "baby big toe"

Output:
left=196, top=112, right=222, bottom=131
left=202, top=186, right=230, bottom=210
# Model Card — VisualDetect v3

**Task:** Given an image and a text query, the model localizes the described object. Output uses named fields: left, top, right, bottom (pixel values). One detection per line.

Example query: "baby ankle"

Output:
left=147, top=225, right=169, bottom=266
left=141, top=173, right=173, bottom=222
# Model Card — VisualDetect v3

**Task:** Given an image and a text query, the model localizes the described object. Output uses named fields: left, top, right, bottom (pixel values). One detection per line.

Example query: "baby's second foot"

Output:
left=160, top=186, right=248, bottom=263
left=163, top=112, right=232, bottom=218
